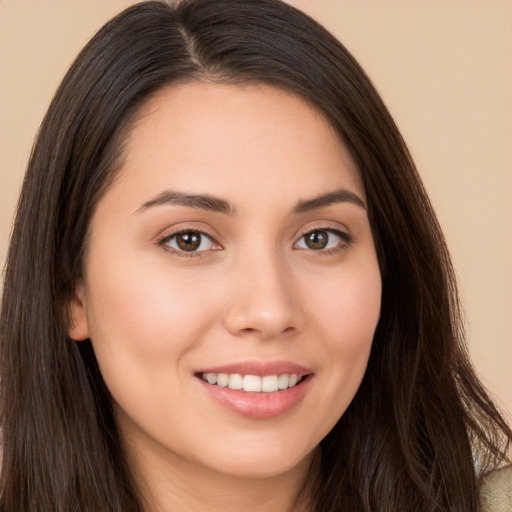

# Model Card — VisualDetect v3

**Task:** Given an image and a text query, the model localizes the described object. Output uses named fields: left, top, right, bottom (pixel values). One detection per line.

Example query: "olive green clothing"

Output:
left=481, top=465, right=512, bottom=512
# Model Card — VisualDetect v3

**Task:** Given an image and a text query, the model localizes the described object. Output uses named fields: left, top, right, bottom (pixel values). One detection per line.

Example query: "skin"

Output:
left=69, top=83, right=382, bottom=512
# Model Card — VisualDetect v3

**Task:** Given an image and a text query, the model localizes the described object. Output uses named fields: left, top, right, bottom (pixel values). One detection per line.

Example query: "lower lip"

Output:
left=197, top=375, right=313, bottom=419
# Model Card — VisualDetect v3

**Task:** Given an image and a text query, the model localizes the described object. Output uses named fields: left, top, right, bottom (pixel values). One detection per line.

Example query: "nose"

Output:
left=222, top=252, right=302, bottom=340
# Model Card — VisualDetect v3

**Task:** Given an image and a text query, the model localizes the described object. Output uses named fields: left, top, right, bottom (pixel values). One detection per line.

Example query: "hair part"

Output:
left=1, top=1, right=510, bottom=511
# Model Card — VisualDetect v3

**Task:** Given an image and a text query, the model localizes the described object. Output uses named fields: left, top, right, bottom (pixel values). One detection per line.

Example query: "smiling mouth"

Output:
left=199, top=372, right=305, bottom=393
left=196, top=366, right=313, bottom=418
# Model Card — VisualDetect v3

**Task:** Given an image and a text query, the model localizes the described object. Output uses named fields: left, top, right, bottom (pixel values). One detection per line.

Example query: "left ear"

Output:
left=68, top=285, right=90, bottom=341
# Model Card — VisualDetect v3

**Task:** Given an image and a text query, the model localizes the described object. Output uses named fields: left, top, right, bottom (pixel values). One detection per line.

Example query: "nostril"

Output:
left=237, top=325, right=296, bottom=339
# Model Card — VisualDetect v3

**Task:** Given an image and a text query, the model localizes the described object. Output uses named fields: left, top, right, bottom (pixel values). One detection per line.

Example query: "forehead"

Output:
left=111, top=81, right=363, bottom=211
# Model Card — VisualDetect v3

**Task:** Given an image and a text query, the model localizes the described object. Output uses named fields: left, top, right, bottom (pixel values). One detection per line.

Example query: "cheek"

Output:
left=309, top=260, right=381, bottom=348
left=83, top=254, right=222, bottom=376
left=303, top=260, right=381, bottom=412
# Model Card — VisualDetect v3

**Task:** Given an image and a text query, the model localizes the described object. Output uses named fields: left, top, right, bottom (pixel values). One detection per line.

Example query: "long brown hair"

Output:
left=1, top=1, right=510, bottom=511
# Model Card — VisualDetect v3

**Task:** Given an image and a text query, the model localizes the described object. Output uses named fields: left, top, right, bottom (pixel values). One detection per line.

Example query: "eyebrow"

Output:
left=293, top=188, right=367, bottom=213
left=137, top=191, right=234, bottom=215
left=136, top=187, right=366, bottom=215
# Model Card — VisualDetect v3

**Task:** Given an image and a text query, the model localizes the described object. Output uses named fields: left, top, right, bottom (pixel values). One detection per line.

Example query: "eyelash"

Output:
left=156, top=226, right=353, bottom=258
left=156, top=228, right=218, bottom=258
left=297, top=226, right=353, bottom=253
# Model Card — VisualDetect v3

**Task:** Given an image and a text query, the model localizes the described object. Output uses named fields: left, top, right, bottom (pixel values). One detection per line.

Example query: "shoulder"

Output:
left=480, top=465, right=512, bottom=512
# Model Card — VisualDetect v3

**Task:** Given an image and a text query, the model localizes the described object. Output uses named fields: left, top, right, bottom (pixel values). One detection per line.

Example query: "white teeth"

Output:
left=228, top=373, right=243, bottom=390
left=216, top=373, right=229, bottom=387
left=262, top=375, right=279, bottom=392
left=243, top=375, right=262, bottom=392
left=278, top=374, right=289, bottom=390
left=201, top=372, right=302, bottom=392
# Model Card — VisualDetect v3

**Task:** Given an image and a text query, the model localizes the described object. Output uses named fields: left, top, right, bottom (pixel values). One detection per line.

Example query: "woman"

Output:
left=1, top=0, right=510, bottom=510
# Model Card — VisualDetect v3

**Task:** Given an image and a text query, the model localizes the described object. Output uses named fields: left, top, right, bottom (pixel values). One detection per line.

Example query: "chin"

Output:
left=197, top=438, right=316, bottom=480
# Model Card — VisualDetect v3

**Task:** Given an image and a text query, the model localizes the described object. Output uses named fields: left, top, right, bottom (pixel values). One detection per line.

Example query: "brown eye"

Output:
left=162, top=230, right=215, bottom=253
left=296, top=229, right=348, bottom=251
left=304, top=231, right=329, bottom=250
left=176, top=232, right=201, bottom=251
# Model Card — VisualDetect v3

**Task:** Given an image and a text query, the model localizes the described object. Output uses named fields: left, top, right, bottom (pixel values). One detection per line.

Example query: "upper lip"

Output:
left=195, top=360, right=313, bottom=377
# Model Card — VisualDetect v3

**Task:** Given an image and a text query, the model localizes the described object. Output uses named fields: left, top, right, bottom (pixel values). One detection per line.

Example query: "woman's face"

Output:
left=70, top=83, right=381, bottom=481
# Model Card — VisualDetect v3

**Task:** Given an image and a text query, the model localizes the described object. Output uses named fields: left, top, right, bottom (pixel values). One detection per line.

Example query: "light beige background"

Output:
left=1, top=1, right=511, bottom=421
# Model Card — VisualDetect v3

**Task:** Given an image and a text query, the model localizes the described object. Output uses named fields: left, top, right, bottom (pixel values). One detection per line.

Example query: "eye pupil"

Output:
left=305, top=231, right=328, bottom=250
left=176, top=232, right=201, bottom=251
